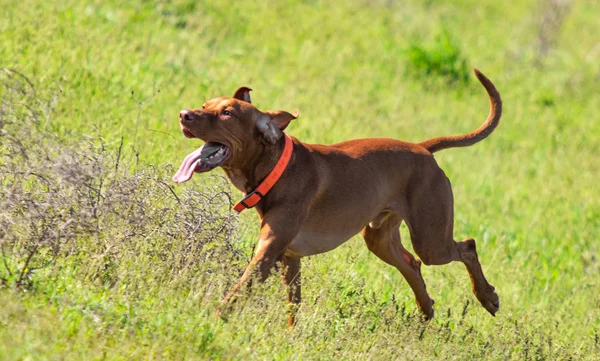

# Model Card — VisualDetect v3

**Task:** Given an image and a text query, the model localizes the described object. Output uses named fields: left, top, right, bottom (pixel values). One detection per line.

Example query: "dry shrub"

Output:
left=0, top=69, right=242, bottom=292
left=536, top=0, right=572, bottom=64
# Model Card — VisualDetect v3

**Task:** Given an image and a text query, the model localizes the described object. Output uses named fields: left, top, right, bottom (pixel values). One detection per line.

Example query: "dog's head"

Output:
left=173, top=87, right=298, bottom=183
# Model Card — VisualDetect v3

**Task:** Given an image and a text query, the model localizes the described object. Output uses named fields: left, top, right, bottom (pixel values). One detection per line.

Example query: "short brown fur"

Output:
left=177, top=69, right=502, bottom=326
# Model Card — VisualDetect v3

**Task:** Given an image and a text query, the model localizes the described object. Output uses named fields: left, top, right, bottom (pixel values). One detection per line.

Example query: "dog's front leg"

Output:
left=281, top=256, right=301, bottom=328
left=217, top=210, right=305, bottom=318
left=218, top=238, right=284, bottom=308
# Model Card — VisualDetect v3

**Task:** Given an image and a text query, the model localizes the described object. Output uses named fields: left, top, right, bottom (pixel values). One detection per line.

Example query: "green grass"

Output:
left=1, top=0, right=600, bottom=359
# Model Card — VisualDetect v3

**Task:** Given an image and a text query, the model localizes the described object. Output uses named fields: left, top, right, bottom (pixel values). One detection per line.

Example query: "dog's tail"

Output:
left=419, top=69, right=502, bottom=154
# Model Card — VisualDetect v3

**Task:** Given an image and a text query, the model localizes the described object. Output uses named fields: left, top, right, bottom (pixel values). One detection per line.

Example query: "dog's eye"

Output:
left=222, top=110, right=232, bottom=116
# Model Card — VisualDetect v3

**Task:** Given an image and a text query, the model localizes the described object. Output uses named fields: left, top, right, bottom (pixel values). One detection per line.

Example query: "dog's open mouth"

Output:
left=172, top=142, right=231, bottom=183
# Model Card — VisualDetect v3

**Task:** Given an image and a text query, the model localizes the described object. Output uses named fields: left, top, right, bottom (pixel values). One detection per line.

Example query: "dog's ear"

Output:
left=232, top=87, right=252, bottom=103
left=257, top=109, right=299, bottom=144
left=265, top=109, right=299, bottom=131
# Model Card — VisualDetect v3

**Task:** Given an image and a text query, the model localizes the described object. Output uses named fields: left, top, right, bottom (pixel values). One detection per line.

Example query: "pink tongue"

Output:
left=172, top=145, right=204, bottom=183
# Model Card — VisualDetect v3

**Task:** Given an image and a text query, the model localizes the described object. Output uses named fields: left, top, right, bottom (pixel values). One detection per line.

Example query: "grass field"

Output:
left=1, top=0, right=599, bottom=359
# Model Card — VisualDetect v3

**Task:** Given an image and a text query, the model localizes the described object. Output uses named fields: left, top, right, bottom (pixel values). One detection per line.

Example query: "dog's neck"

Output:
left=222, top=136, right=288, bottom=194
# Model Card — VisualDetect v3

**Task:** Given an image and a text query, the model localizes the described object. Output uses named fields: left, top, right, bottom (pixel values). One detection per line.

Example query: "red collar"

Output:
left=233, top=134, right=294, bottom=213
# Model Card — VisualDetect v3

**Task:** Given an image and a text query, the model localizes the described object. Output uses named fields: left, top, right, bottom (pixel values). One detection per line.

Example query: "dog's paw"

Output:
left=422, top=307, right=435, bottom=321
left=475, top=286, right=500, bottom=316
left=417, top=298, right=435, bottom=321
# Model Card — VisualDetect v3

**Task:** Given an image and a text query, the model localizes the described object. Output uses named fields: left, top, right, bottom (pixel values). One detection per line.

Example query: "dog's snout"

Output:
left=180, top=110, right=193, bottom=122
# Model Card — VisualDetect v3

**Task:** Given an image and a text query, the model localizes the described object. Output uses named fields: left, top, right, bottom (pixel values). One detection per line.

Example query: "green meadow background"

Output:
left=1, top=0, right=599, bottom=359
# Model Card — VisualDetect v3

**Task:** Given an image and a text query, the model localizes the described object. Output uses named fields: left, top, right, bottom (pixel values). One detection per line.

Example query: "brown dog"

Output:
left=173, top=69, right=501, bottom=326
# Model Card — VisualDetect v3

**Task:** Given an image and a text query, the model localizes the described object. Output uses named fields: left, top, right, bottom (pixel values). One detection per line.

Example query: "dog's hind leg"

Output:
left=404, top=199, right=499, bottom=315
left=403, top=168, right=499, bottom=316
left=452, top=238, right=499, bottom=315
left=362, top=215, right=435, bottom=320
left=414, top=235, right=500, bottom=316
left=408, top=222, right=499, bottom=316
